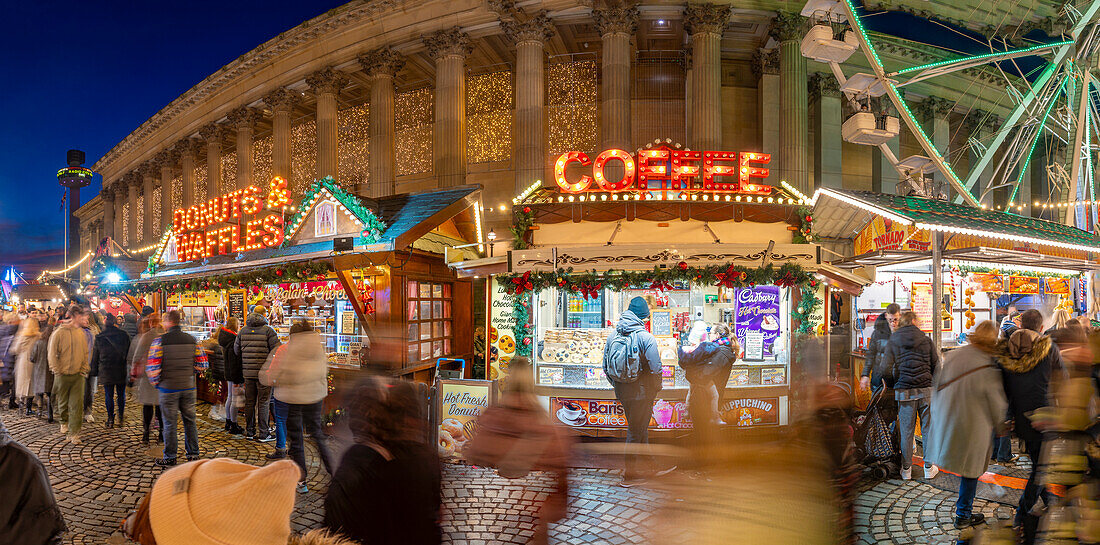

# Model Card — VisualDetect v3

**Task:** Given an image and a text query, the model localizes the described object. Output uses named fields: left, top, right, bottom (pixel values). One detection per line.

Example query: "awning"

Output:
left=812, top=188, right=1100, bottom=254
left=832, top=246, right=1098, bottom=274
left=448, top=256, right=508, bottom=279
left=816, top=264, right=871, bottom=296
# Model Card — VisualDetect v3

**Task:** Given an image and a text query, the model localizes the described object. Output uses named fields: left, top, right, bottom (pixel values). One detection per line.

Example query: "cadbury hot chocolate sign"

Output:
left=735, top=286, right=781, bottom=361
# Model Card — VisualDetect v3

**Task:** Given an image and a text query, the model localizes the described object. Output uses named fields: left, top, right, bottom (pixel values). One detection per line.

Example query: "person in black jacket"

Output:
left=234, top=310, right=281, bottom=441
left=883, top=310, right=940, bottom=481
left=678, top=323, right=738, bottom=457
left=860, top=303, right=900, bottom=394
left=89, top=313, right=132, bottom=429
left=997, top=309, right=1062, bottom=543
left=0, top=415, right=66, bottom=544
left=120, top=312, right=139, bottom=339
left=218, top=317, right=245, bottom=435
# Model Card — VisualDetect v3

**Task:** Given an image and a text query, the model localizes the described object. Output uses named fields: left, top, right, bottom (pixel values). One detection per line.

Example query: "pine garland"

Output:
left=512, top=293, right=533, bottom=357
left=510, top=206, right=535, bottom=250
left=98, top=260, right=333, bottom=298
left=792, top=207, right=815, bottom=244
left=284, top=176, right=386, bottom=243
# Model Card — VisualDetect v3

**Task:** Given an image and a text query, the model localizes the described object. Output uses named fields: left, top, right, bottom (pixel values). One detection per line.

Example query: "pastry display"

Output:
left=437, top=418, right=467, bottom=457
left=538, top=328, right=612, bottom=365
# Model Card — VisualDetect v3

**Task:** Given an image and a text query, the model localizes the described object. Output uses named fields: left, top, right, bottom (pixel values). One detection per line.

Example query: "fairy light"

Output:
left=812, top=188, right=915, bottom=226
left=291, top=120, right=318, bottom=199
left=512, top=180, right=542, bottom=205
left=220, top=151, right=237, bottom=195
left=39, top=251, right=92, bottom=278
left=151, top=186, right=163, bottom=234
left=395, top=88, right=433, bottom=176
left=474, top=203, right=484, bottom=253
left=915, top=222, right=1100, bottom=253
left=122, top=203, right=130, bottom=246
left=171, top=173, right=183, bottom=211
left=337, top=103, right=369, bottom=189
left=467, top=71, right=512, bottom=163
left=194, top=160, right=207, bottom=206
left=780, top=180, right=810, bottom=204
left=547, top=59, right=598, bottom=155
left=893, top=40, right=1074, bottom=75
left=253, top=134, right=274, bottom=189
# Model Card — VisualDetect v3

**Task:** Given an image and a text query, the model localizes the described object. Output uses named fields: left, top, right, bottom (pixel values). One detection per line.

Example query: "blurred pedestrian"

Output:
left=81, top=311, right=101, bottom=424
left=678, top=322, right=737, bottom=459
left=90, top=313, right=132, bottom=428
left=129, top=314, right=165, bottom=445
left=0, top=415, right=66, bottom=544
left=997, top=308, right=1061, bottom=543
left=13, top=317, right=39, bottom=415
left=0, top=312, right=21, bottom=410
left=217, top=317, right=245, bottom=435
left=604, top=296, right=666, bottom=487
left=121, top=311, right=139, bottom=339
left=260, top=320, right=334, bottom=490
left=234, top=309, right=281, bottom=442
left=30, top=317, right=56, bottom=422
left=325, top=377, right=441, bottom=545
left=924, top=321, right=1007, bottom=529
left=860, top=303, right=900, bottom=394
left=147, top=310, right=208, bottom=466
left=884, top=310, right=940, bottom=480
left=200, top=336, right=225, bottom=420
left=48, top=305, right=90, bottom=444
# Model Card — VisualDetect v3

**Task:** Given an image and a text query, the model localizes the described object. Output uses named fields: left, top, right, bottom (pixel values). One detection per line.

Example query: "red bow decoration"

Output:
left=579, top=281, right=601, bottom=299
left=774, top=271, right=798, bottom=288
left=714, top=265, right=743, bottom=289
left=511, top=271, right=534, bottom=295
left=649, top=279, right=674, bottom=292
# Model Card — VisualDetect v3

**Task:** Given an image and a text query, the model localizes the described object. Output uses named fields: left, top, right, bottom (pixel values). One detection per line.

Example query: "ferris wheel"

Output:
left=800, top=0, right=1100, bottom=230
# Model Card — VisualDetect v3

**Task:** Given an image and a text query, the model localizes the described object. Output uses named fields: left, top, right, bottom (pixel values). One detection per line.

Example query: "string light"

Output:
left=893, top=40, right=1075, bottom=75
left=194, top=160, right=208, bottom=206
left=291, top=120, right=318, bottom=199
left=467, top=71, right=512, bottom=163
left=135, top=195, right=144, bottom=243
left=171, top=173, right=183, bottom=211
left=151, top=186, right=163, bottom=235
left=38, top=251, right=92, bottom=278
left=512, top=180, right=542, bottom=205
left=780, top=180, right=810, bottom=204
left=337, top=103, right=369, bottom=189
left=253, top=134, right=274, bottom=189
left=220, top=151, right=237, bottom=195
left=547, top=59, right=598, bottom=155
left=122, top=203, right=130, bottom=246
left=474, top=203, right=484, bottom=253
left=395, top=88, right=433, bottom=175
left=914, top=222, right=1100, bottom=253
left=129, top=241, right=161, bottom=254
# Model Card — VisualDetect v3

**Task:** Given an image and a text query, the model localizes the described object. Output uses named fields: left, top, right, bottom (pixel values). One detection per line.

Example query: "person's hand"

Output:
left=859, top=376, right=870, bottom=391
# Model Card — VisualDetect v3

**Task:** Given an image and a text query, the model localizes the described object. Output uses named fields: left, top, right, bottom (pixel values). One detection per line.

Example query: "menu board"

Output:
left=971, top=273, right=1005, bottom=292
left=436, top=379, right=494, bottom=459
left=1008, top=276, right=1041, bottom=294
left=550, top=397, right=691, bottom=429
left=911, top=282, right=934, bottom=332
left=1045, top=277, right=1071, bottom=295
left=650, top=310, right=673, bottom=337
left=735, top=286, right=781, bottom=361
left=227, top=290, right=246, bottom=325
left=489, top=281, right=517, bottom=379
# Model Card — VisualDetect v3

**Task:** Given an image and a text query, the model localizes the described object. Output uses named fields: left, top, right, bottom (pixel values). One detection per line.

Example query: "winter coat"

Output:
left=89, top=325, right=132, bottom=386
left=863, top=312, right=894, bottom=388
left=325, top=441, right=442, bottom=545
left=217, top=327, right=244, bottom=384
left=259, top=330, right=328, bottom=405
left=923, top=344, right=1008, bottom=478
left=997, top=329, right=1062, bottom=448
left=234, top=314, right=281, bottom=380
left=128, top=328, right=164, bottom=406
left=0, top=323, right=17, bottom=383
left=28, top=337, right=50, bottom=396
left=884, top=324, right=939, bottom=390
left=0, top=421, right=67, bottom=544
left=47, top=324, right=90, bottom=377
left=12, top=334, right=35, bottom=399
left=677, top=341, right=736, bottom=384
left=203, top=340, right=225, bottom=383
left=120, top=314, right=138, bottom=339
left=603, top=310, right=662, bottom=399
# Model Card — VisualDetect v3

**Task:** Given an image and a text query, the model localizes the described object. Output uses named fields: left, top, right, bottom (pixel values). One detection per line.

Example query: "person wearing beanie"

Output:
left=234, top=311, right=281, bottom=441
left=604, top=296, right=665, bottom=487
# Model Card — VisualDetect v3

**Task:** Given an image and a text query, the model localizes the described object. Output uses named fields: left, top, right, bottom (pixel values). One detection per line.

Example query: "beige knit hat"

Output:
left=149, top=458, right=299, bottom=545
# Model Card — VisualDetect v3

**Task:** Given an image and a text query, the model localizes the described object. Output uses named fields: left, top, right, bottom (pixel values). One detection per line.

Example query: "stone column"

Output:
left=307, top=67, right=349, bottom=181
left=809, top=73, right=843, bottom=189
left=156, top=150, right=176, bottom=233
left=425, top=27, right=473, bottom=187
left=916, top=96, right=952, bottom=192
left=359, top=47, right=405, bottom=197
left=200, top=124, right=227, bottom=200
left=502, top=13, right=555, bottom=193
left=753, top=49, right=780, bottom=157
left=263, top=88, right=299, bottom=184
left=177, top=138, right=201, bottom=210
left=593, top=6, right=638, bottom=152
left=100, top=186, right=115, bottom=243
left=141, top=162, right=157, bottom=243
left=685, top=3, right=730, bottom=151
left=126, top=172, right=141, bottom=247
left=229, top=106, right=260, bottom=191
left=772, top=12, right=810, bottom=193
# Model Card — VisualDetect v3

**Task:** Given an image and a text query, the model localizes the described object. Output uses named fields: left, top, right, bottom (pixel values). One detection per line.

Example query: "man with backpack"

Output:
left=604, top=296, right=664, bottom=487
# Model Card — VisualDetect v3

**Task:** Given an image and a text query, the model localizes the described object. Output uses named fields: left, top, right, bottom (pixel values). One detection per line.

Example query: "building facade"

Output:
left=76, top=0, right=1065, bottom=276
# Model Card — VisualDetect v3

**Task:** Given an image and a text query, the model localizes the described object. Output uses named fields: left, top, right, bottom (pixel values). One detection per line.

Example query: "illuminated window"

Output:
left=548, top=57, right=598, bottom=155
left=291, top=120, right=318, bottom=199
left=315, top=200, right=337, bottom=237
left=406, top=281, right=453, bottom=366
left=395, top=88, right=433, bottom=176
left=466, top=71, right=512, bottom=163
left=338, top=102, right=370, bottom=191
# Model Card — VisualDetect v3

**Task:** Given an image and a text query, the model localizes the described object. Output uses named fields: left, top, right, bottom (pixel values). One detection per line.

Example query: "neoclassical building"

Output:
left=75, top=0, right=1061, bottom=275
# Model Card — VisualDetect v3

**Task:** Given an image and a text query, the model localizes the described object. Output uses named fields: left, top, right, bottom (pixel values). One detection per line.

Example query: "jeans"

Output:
left=243, top=379, right=272, bottom=438
left=54, top=374, right=85, bottom=436
left=957, top=476, right=978, bottom=518
left=612, top=381, right=657, bottom=479
left=273, top=399, right=289, bottom=449
left=286, top=401, right=334, bottom=480
left=896, top=388, right=932, bottom=469
left=993, top=433, right=1013, bottom=462
left=159, top=389, right=199, bottom=460
left=103, top=383, right=126, bottom=422
left=1018, top=438, right=1051, bottom=542
left=224, top=381, right=236, bottom=423
left=142, top=404, right=162, bottom=441
left=83, top=376, right=97, bottom=414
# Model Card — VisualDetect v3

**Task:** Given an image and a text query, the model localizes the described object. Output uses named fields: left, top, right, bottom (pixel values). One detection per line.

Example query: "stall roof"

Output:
left=832, top=246, right=1098, bottom=273
left=11, top=284, right=64, bottom=302
left=812, top=188, right=1100, bottom=253
left=143, top=185, right=481, bottom=280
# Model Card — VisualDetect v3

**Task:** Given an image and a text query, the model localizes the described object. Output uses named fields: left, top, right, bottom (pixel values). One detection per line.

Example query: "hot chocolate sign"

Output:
left=171, top=177, right=289, bottom=262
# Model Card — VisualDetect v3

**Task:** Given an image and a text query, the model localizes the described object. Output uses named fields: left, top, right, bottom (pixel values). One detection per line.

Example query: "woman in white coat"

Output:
left=12, top=318, right=39, bottom=414
left=924, top=320, right=1008, bottom=530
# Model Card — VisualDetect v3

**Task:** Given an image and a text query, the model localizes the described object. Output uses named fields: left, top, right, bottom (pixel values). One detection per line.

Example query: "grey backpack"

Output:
left=603, top=331, right=640, bottom=383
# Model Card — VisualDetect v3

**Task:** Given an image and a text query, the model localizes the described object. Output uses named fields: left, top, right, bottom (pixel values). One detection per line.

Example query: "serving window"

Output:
left=407, top=281, right=454, bottom=365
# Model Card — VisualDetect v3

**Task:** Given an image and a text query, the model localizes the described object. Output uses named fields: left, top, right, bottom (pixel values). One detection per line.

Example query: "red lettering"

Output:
left=262, top=214, right=283, bottom=247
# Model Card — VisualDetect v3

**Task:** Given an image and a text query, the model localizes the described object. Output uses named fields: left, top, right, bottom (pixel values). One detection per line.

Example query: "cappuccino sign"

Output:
left=735, top=286, right=781, bottom=361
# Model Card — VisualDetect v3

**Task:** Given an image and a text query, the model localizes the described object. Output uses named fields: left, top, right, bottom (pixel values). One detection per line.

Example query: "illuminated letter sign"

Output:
left=554, top=146, right=770, bottom=195
left=170, top=177, right=290, bottom=262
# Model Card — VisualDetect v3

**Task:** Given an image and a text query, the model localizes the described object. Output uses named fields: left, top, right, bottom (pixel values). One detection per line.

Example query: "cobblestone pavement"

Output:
left=2, top=395, right=1021, bottom=545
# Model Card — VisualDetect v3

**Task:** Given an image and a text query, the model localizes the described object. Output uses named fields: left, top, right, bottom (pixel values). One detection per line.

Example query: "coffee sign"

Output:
left=554, top=146, right=771, bottom=194
left=549, top=397, right=691, bottom=429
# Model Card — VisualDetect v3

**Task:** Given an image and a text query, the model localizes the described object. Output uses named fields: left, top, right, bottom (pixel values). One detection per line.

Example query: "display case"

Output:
left=532, top=284, right=792, bottom=389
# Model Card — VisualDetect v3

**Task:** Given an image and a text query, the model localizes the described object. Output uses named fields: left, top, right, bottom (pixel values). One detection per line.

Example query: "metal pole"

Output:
left=931, top=231, right=944, bottom=352
left=63, top=191, right=69, bottom=281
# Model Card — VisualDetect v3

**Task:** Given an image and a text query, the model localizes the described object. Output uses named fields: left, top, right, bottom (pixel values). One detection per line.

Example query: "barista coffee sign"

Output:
left=170, top=177, right=289, bottom=262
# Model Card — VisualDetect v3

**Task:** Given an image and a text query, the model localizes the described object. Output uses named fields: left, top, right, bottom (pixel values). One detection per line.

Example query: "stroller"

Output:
left=852, top=385, right=901, bottom=480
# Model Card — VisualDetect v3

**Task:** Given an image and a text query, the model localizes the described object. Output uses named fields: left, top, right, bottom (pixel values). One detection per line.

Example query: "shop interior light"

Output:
left=780, top=181, right=810, bottom=204
left=105, top=272, right=122, bottom=284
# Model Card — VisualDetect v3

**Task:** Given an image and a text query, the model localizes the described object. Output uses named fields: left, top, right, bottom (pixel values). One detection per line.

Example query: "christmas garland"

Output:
left=98, top=260, right=333, bottom=297
left=284, top=176, right=387, bottom=243
left=792, top=207, right=815, bottom=244
left=512, top=293, right=533, bottom=357
left=954, top=264, right=1081, bottom=279
left=510, top=206, right=535, bottom=250
left=793, top=282, right=822, bottom=336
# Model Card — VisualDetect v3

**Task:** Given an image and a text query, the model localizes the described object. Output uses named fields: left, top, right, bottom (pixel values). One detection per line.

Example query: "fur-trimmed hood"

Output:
left=289, top=529, right=357, bottom=545
left=996, top=331, right=1052, bottom=374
